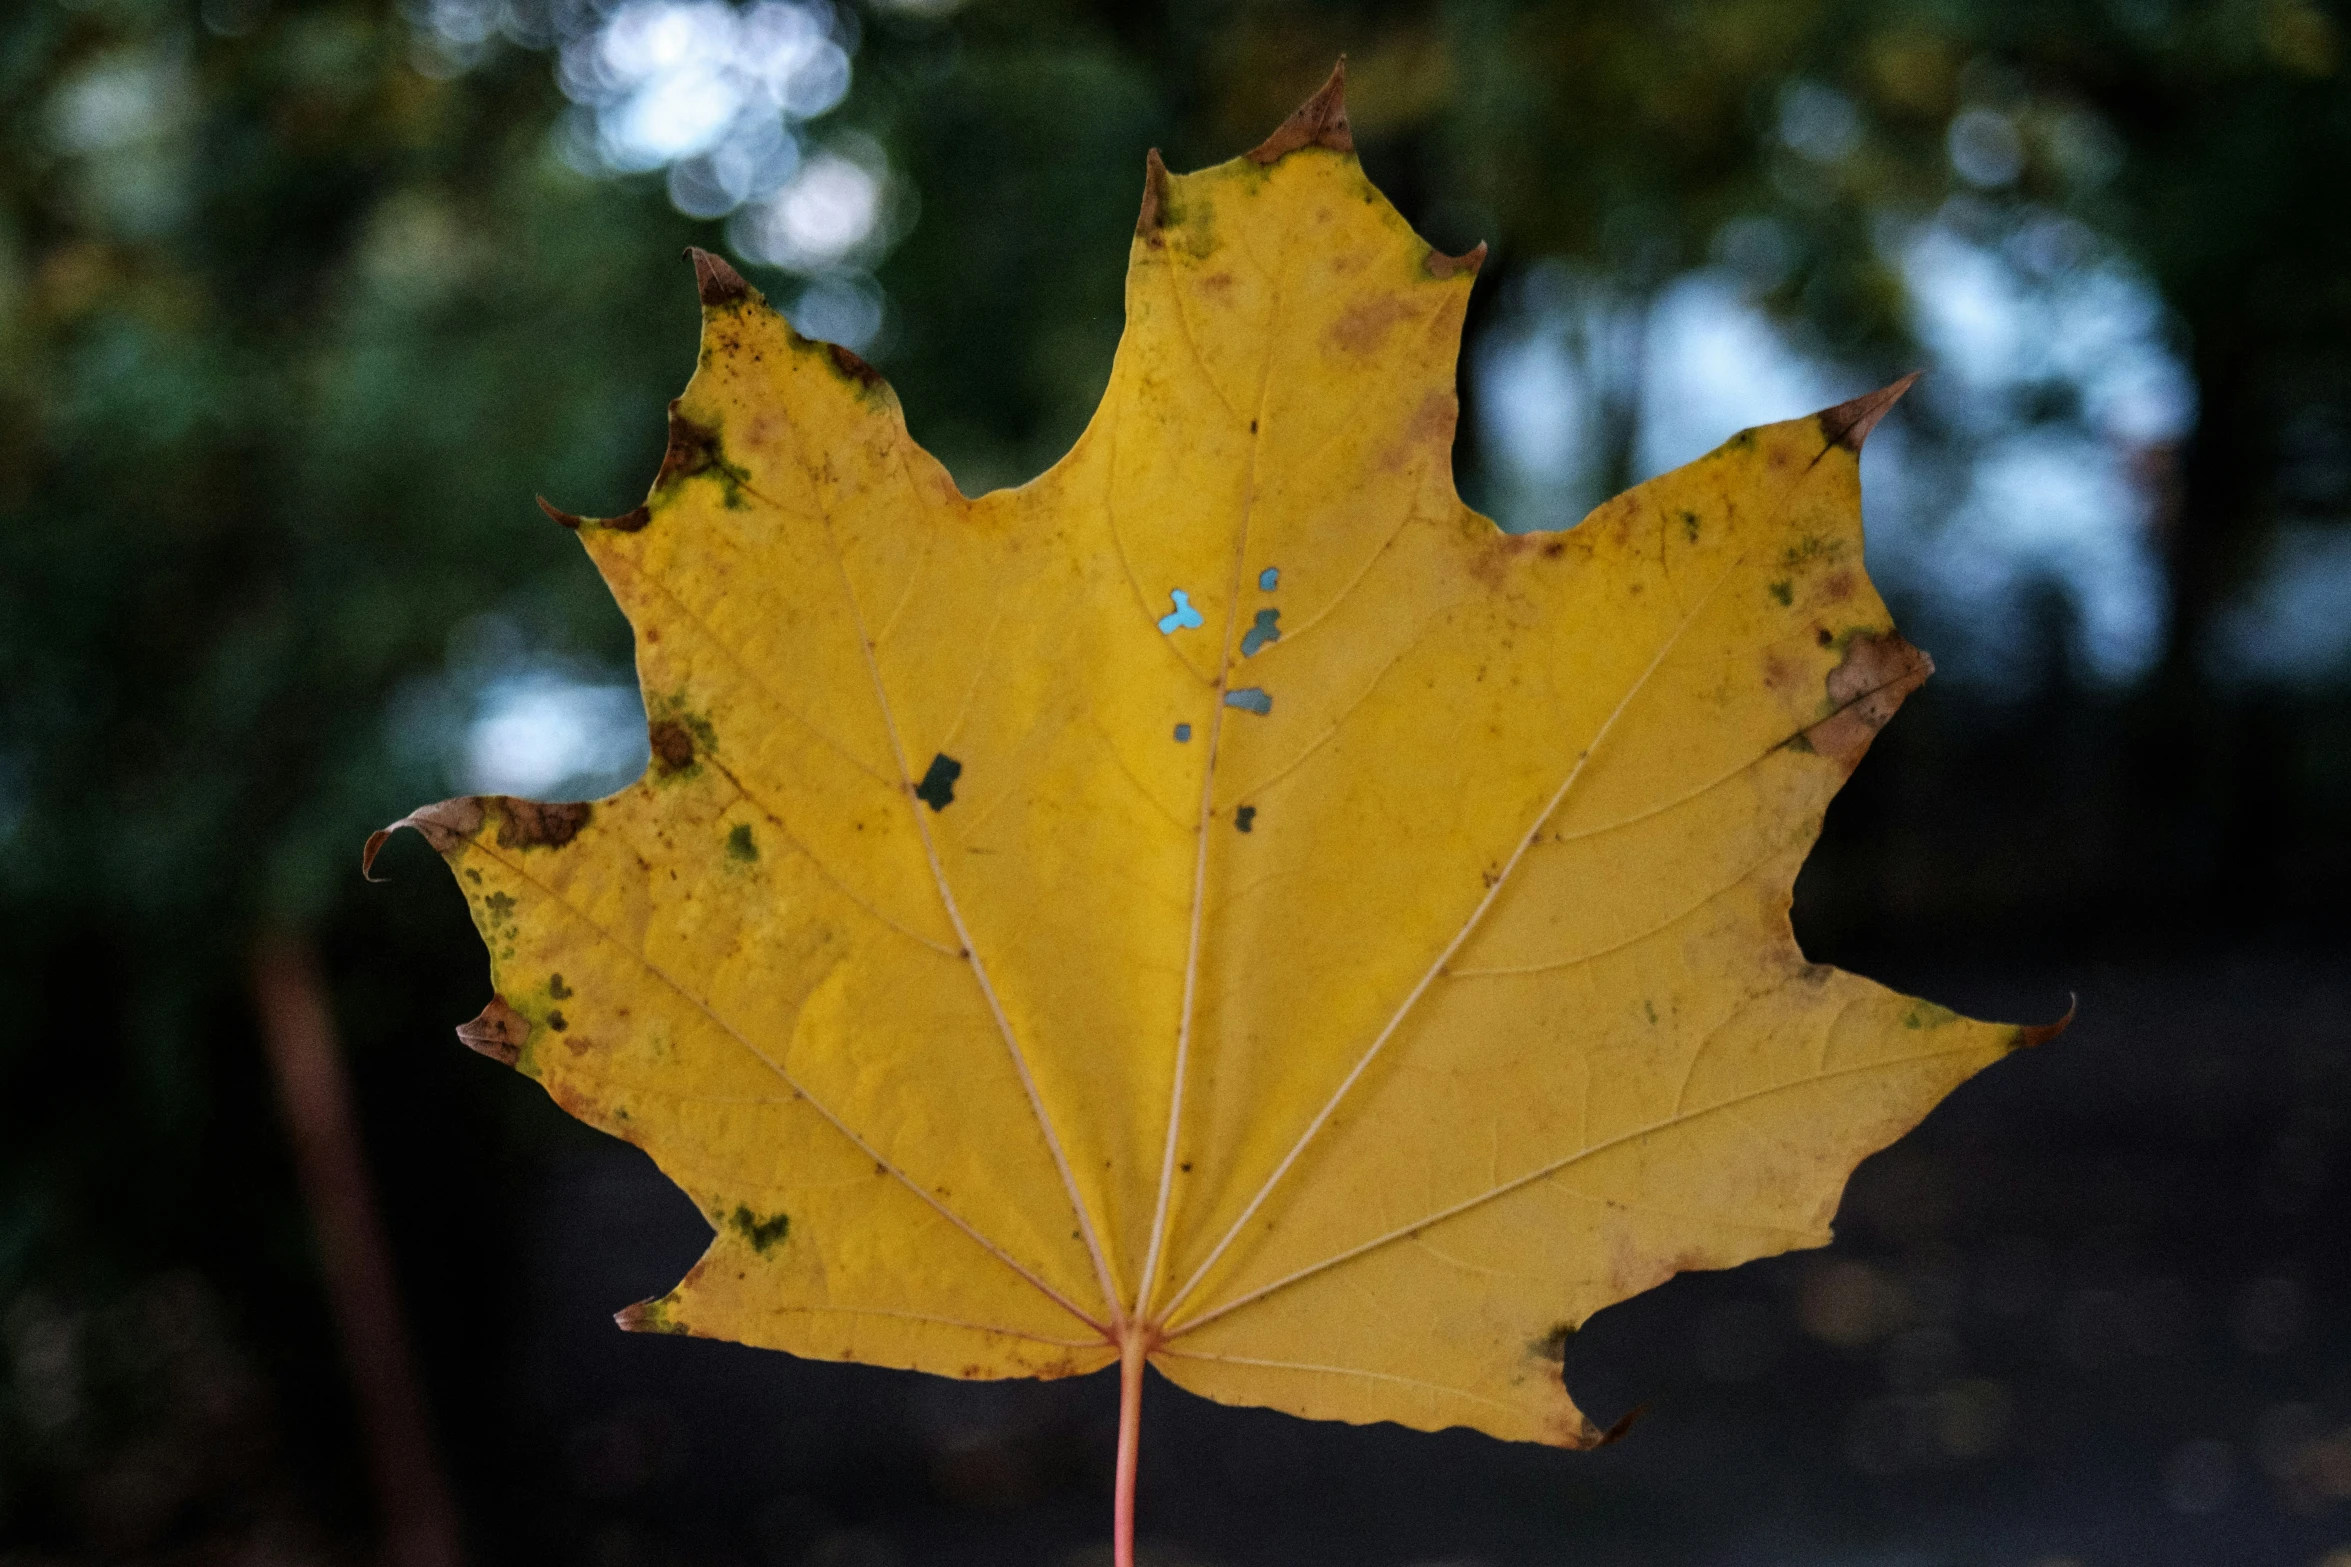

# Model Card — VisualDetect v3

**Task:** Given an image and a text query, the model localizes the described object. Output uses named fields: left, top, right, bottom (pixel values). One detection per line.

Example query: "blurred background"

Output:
left=2, top=0, right=2348, bottom=1562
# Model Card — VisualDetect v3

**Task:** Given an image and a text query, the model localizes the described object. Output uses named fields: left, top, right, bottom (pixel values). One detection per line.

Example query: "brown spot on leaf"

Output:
left=1425, top=241, right=1487, bottom=280
left=1818, top=373, right=1919, bottom=452
left=494, top=798, right=591, bottom=850
left=1532, top=1322, right=1576, bottom=1362
left=1248, top=60, right=1353, bottom=163
left=1326, top=294, right=1413, bottom=356
left=659, top=402, right=724, bottom=486
left=826, top=342, right=885, bottom=391
left=649, top=719, right=696, bottom=774
left=1798, top=632, right=1933, bottom=770
left=686, top=245, right=751, bottom=307
left=456, top=996, right=531, bottom=1066
left=1377, top=390, right=1455, bottom=472
left=1464, top=536, right=1512, bottom=590
left=362, top=796, right=486, bottom=878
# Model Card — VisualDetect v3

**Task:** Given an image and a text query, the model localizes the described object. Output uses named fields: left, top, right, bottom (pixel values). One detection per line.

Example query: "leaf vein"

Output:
left=1165, top=1035, right=1991, bottom=1338
left=466, top=840, right=1106, bottom=1337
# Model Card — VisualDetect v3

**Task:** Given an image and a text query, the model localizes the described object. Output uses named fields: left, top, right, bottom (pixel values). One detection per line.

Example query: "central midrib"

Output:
left=1134, top=225, right=1289, bottom=1331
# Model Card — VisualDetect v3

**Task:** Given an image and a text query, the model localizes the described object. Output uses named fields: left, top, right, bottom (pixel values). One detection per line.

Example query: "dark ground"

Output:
left=423, top=943, right=2348, bottom=1567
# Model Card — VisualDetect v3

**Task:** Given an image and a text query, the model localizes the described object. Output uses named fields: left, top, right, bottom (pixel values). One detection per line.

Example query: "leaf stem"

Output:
left=1113, top=1329, right=1148, bottom=1567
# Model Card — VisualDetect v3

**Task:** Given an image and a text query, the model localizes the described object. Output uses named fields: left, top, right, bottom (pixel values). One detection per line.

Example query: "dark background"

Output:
left=2, top=0, right=2348, bottom=1563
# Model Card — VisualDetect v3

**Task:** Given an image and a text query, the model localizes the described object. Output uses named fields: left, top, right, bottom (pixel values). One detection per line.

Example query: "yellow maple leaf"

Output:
left=371, top=65, right=2050, bottom=1553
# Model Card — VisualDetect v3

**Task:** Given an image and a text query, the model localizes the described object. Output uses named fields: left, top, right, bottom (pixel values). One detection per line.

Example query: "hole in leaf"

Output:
left=726, top=823, right=758, bottom=861
left=1224, top=687, right=1272, bottom=715
left=1235, top=805, right=1257, bottom=833
left=1173, top=723, right=1192, bottom=742
left=1240, top=608, right=1281, bottom=657
left=1157, top=589, right=1205, bottom=634
left=1259, top=566, right=1280, bottom=591
left=915, top=753, right=962, bottom=811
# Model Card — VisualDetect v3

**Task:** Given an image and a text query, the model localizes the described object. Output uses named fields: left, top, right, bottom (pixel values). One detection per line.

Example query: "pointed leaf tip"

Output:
left=1249, top=59, right=1352, bottom=164
left=361, top=797, right=486, bottom=881
left=1427, top=241, right=1487, bottom=280
left=615, top=1299, right=685, bottom=1334
left=686, top=246, right=751, bottom=308
left=1137, top=148, right=1171, bottom=236
left=1820, top=373, right=1920, bottom=452
left=1595, top=1402, right=1649, bottom=1448
left=2014, top=993, right=2078, bottom=1051
left=537, top=494, right=649, bottom=533
left=456, top=997, right=531, bottom=1065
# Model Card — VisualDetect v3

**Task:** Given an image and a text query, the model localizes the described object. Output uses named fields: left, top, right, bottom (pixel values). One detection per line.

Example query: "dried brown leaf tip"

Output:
left=1820, top=372, right=1921, bottom=452
left=614, top=1299, right=688, bottom=1335
left=361, top=796, right=488, bottom=877
left=688, top=246, right=752, bottom=308
left=536, top=494, right=651, bottom=533
left=1137, top=147, right=1171, bottom=237
left=537, top=495, right=586, bottom=530
left=1249, top=60, right=1353, bottom=164
left=456, top=997, right=532, bottom=1065
left=1594, top=1403, right=1649, bottom=1448
left=1427, top=241, right=1487, bottom=280
left=2016, top=995, right=2079, bottom=1050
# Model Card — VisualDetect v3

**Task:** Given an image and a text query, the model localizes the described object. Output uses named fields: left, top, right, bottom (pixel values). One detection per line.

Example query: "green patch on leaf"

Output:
left=729, top=1205, right=791, bottom=1253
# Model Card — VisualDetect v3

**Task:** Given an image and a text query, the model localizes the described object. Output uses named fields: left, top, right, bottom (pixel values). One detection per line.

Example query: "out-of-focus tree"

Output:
left=0, top=0, right=698, bottom=1550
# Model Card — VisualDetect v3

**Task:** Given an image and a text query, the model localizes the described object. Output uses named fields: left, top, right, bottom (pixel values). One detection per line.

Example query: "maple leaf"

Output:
left=371, top=65, right=2050, bottom=1551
